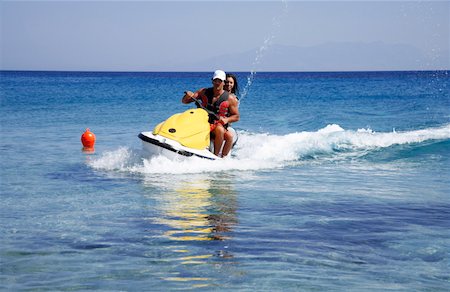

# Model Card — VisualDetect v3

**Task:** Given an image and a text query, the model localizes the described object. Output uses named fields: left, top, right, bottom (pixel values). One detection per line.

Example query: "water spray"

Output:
left=240, top=0, right=288, bottom=102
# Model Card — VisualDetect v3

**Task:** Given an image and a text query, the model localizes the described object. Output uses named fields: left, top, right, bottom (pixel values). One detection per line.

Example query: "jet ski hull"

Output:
left=138, top=126, right=237, bottom=160
left=138, top=132, right=219, bottom=160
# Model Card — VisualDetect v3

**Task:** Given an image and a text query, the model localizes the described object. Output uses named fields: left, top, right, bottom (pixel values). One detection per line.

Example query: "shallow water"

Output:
left=1, top=71, right=449, bottom=290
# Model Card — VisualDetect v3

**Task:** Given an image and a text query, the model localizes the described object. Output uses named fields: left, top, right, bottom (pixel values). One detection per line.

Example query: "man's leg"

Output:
left=221, top=130, right=234, bottom=157
left=213, top=125, right=226, bottom=156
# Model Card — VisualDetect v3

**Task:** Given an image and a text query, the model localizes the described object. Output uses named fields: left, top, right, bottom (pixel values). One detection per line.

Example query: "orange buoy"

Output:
left=81, top=128, right=96, bottom=150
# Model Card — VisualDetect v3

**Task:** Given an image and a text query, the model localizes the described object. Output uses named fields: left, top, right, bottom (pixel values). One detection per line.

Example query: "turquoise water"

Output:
left=1, top=71, right=449, bottom=290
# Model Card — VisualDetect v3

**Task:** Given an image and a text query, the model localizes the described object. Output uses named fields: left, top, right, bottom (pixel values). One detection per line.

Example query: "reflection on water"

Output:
left=143, top=174, right=238, bottom=287
left=152, top=178, right=237, bottom=242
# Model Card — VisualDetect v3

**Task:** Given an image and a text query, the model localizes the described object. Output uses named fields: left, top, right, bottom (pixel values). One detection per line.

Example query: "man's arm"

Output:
left=182, top=89, right=204, bottom=104
left=222, top=95, right=240, bottom=125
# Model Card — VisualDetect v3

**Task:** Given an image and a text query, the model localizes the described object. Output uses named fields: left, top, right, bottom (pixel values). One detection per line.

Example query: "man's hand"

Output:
left=182, top=91, right=195, bottom=103
left=219, top=116, right=228, bottom=125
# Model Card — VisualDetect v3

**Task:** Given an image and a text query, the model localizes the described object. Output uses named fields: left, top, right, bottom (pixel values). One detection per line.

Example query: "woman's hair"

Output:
left=226, top=73, right=239, bottom=97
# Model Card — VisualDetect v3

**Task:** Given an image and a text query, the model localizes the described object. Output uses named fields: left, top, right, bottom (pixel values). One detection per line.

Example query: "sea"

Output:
left=1, top=70, right=449, bottom=291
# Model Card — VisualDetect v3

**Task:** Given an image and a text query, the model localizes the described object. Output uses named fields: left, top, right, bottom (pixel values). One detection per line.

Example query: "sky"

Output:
left=1, top=0, right=449, bottom=72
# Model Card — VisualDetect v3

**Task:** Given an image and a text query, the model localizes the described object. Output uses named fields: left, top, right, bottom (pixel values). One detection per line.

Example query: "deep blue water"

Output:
left=1, top=70, right=449, bottom=290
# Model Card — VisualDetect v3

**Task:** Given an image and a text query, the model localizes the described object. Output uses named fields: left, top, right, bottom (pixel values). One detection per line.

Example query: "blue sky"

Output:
left=1, top=1, right=449, bottom=71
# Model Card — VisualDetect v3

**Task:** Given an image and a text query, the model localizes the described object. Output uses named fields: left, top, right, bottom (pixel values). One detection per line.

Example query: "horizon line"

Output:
left=1, top=69, right=449, bottom=74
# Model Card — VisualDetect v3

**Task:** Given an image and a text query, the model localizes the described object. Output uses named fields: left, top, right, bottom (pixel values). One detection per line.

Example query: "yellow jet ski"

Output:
left=138, top=100, right=237, bottom=160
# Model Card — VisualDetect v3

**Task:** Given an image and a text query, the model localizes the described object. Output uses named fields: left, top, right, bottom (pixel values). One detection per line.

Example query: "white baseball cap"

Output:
left=212, top=70, right=226, bottom=81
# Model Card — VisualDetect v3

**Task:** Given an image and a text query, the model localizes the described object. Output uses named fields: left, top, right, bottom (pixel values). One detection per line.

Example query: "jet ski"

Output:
left=138, top=99, right=237, bottom=160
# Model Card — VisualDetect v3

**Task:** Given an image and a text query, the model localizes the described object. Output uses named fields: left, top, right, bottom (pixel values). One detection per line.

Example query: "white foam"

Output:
left=88, top=124, right=450, bottom=174
left=88, top=147, right=136, bottom=171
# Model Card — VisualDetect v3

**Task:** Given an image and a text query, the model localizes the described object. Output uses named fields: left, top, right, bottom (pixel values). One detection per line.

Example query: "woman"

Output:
left=224, top=73, right=239, bottom=99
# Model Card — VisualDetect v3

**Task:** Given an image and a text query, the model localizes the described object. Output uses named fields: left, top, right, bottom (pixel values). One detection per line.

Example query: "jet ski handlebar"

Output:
left=190, top=96, right=219, bottom=122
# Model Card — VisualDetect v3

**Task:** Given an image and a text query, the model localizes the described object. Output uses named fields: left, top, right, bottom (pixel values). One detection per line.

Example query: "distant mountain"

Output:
left=171, top=42, right=449, bottom=72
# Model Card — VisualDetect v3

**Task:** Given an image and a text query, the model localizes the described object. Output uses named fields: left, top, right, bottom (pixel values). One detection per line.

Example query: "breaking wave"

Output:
left=88, top=124, right=450, bottom=174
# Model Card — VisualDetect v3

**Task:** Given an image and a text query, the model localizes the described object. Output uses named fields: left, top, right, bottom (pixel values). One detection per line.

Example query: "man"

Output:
left=182, top=70, right=240, bottom=157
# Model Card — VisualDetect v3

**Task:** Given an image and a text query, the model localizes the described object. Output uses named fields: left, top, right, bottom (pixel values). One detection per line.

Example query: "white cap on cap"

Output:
left=212, top=70, right=226, bottom=81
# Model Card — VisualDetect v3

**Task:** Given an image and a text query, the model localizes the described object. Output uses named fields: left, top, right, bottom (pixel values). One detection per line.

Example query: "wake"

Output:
left=88, top=124, right=450, bottom=174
